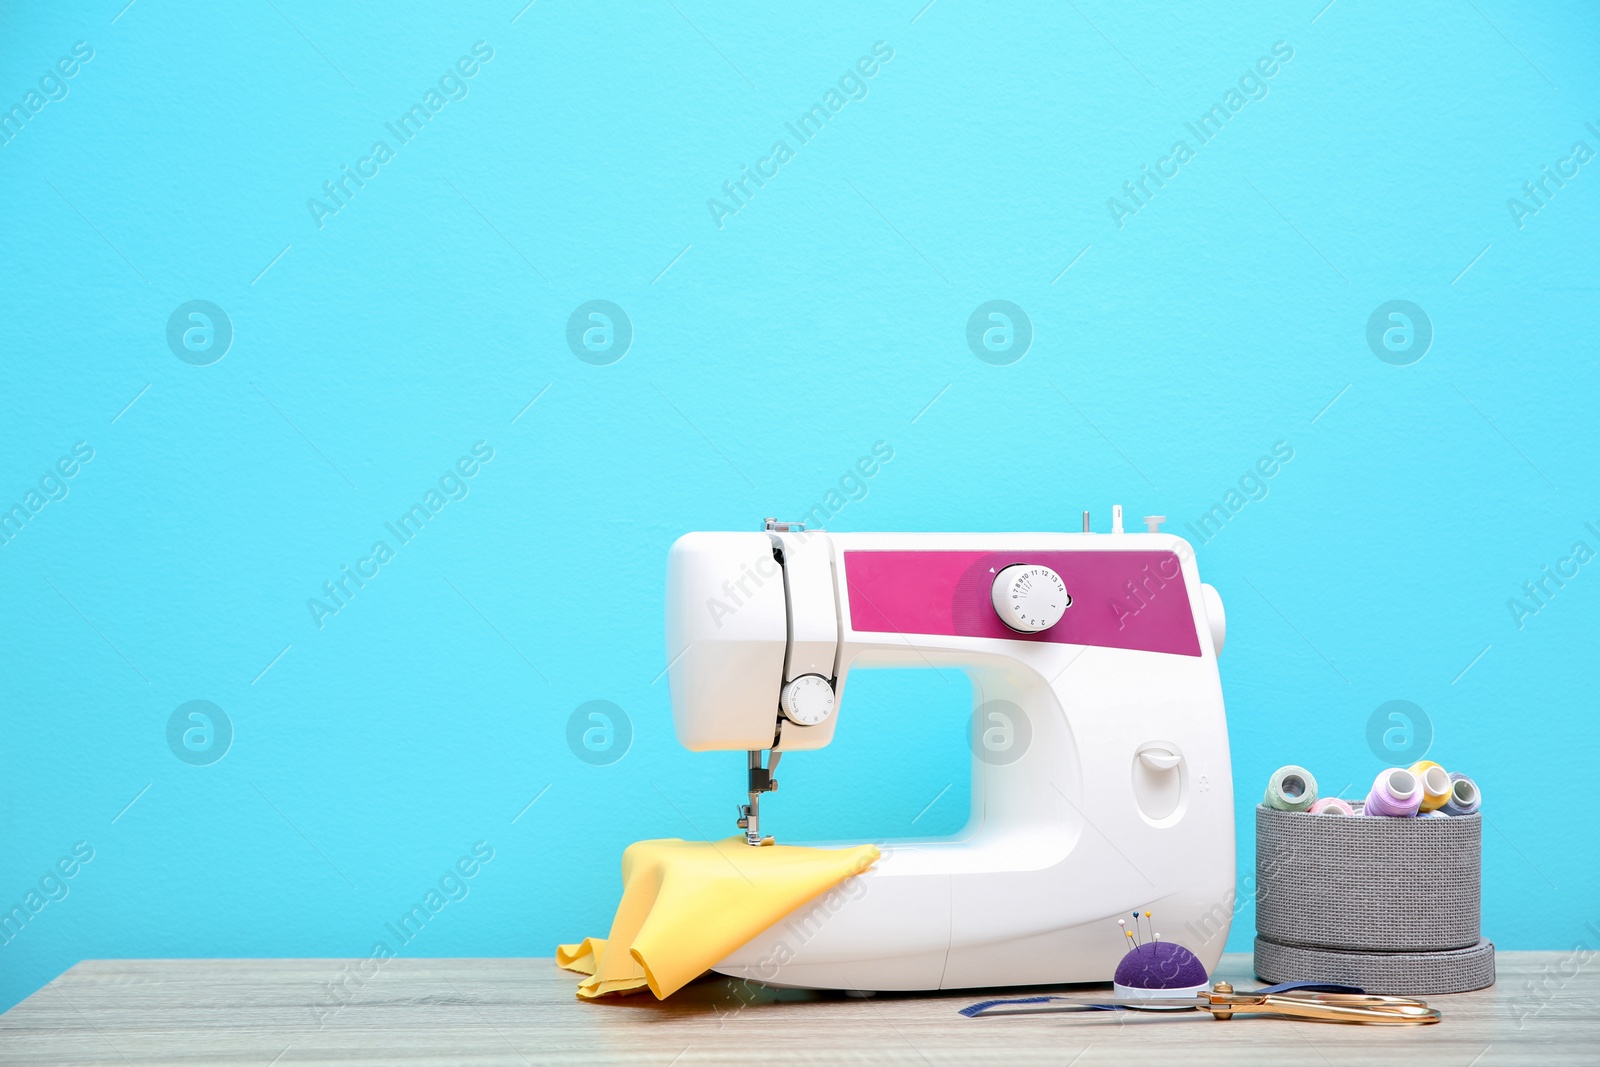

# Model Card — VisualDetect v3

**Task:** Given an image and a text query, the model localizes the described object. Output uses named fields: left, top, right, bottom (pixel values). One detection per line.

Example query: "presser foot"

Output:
left=734, top=805, right=775, bottom=846
left=736, top=749, right=781, bottom=846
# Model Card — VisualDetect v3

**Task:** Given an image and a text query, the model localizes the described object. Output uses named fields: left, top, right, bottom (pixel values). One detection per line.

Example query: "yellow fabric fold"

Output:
left=557, top=836, right=881, bottom=1000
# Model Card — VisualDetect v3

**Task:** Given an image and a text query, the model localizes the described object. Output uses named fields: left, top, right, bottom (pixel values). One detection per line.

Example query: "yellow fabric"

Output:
left=557, top=836, right=881, bottom=1000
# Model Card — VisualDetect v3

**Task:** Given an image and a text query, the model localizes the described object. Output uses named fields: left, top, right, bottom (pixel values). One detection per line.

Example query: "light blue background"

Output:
left=2, top=0, right=1597, bottom=1013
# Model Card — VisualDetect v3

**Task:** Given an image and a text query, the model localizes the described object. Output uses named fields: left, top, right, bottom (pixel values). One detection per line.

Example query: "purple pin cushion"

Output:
left=1112, top=940, right=1210, bottom=1000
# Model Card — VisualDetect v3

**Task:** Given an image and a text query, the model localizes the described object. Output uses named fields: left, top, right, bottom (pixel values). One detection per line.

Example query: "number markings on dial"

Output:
left=992, top=564, right=1071, bottom=633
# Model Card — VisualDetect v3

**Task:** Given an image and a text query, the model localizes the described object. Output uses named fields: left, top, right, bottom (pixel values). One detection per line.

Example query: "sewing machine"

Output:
left=665, top=512, right=1234, bottom=991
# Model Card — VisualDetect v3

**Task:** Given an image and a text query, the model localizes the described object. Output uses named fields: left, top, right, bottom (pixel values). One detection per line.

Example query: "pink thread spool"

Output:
left=1364, top=767, right=1422, bottom=816
left=1309, top=797, right=1354, bottom=816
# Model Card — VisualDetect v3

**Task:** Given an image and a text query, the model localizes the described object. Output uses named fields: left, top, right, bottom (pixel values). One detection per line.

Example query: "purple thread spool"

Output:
left=1440, top=772, right=1481, bottom=816
left=1364, top=767, right=1421, bottom=817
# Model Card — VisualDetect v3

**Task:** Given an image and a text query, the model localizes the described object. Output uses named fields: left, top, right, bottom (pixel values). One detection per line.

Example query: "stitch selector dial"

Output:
left=779, top=674, right=835, bottom=726
left=991, top=564, right=1070, bottom=633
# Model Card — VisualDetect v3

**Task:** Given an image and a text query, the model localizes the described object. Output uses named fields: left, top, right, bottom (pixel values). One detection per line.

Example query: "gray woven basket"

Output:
left=1255, top=803, right=1481, bottom=951
left=1253, top=803, right=1493, bottom=994
left=1255, top=937, right=1496, bottom=995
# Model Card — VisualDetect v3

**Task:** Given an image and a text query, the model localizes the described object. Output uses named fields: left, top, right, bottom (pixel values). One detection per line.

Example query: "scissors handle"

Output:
left=1199, top=983, right=1441, bottom=1025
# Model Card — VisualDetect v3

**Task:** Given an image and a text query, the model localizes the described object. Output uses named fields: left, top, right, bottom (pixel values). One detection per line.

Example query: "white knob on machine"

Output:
left=990, top=564, right=1070, bottom=633
left=779, top=674, right=835, bottom=726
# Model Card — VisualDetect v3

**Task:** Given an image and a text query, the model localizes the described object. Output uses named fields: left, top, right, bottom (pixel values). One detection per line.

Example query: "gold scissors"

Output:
left=963, top=981, right=1441, bottom=1025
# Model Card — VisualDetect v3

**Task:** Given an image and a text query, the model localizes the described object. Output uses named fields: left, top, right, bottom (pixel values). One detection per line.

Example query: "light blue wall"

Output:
left=2, top=1, right=1597, bottom=1012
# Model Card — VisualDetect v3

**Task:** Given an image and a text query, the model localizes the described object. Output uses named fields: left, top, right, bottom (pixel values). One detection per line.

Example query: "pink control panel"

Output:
left=842, top=550, right=1202, bottom=657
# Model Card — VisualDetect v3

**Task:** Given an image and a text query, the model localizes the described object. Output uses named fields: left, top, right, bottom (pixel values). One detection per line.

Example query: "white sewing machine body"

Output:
left=665, top=522, right=1235, bottom=991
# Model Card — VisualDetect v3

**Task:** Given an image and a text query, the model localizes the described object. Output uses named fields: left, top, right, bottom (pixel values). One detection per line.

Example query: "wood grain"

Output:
left=0, top=952, right=1594, bottom=1065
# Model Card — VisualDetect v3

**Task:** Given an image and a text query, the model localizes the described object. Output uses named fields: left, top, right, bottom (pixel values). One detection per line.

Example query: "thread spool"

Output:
left=1441, top=772, right=1481, bottom=816
left=1364, top=767, right=1421, bottom=817
left=1308, top=797, right=1354, bottom=816
left=1409, top=760, right=1452, bottom=812
left=1264, top=765, right=1318, bottom=812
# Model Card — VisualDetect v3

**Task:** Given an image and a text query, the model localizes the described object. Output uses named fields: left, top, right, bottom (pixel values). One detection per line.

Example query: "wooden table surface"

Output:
left=0, top=952, right=1592, bottom=1065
